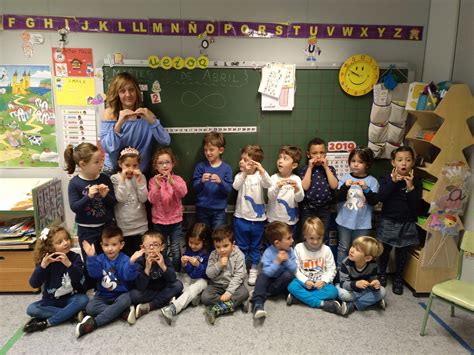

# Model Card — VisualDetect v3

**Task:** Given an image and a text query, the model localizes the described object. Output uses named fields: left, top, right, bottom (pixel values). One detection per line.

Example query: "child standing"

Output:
left=23, top=226, right=88, bottom=333
left=287, top=217, right=347, bottom=316
left=233, top=144, right=272, bottom=286
left=131, top=230, right=183, bottom=320
left=148, top=148, right=188, bottom=271
left=111, top=147, right=148, bottom=257
left=64, top=143, right=116, bottom=272
left=76, top=226, right=142, bottom=338
left=337, top=236, right=386, bottom=314
left=251, top=221, right=297, bottom=319
left=160, top=223, right=210, bottom=324
left=267, top=145, right=304, bottom=235
left=298, top=138, right=338, bottom=235
left=193, top=132, right=233, bottom=231
left=201, top=225, right=249, bottom=325
left=335, top=146, right=379, bottom=267
left=377, top=146, right=422, bottom=295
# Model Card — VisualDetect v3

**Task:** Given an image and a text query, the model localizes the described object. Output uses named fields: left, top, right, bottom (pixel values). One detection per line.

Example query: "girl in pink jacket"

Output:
left=149, top=148, right=188, bottom=271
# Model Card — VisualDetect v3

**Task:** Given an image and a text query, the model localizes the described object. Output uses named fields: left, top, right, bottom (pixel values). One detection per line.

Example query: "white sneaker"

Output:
left=126, top=305, right=136, bottom=325
left=248, top=269, right=258, bottom=286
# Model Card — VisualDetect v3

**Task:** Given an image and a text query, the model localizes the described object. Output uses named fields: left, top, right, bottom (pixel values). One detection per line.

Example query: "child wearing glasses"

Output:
left=111, top=147, right=149, bottom=256
left=148, top=148, right=188, bottom=271
left=131, top=230, right=183, bottom=320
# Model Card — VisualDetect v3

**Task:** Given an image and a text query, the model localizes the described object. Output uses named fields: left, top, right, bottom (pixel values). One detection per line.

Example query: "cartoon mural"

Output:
left=0, top=65, right=58, bottom=168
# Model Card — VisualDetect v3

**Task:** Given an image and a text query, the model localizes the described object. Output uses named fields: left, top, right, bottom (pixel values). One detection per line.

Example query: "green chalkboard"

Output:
left=103, top=66, right=392, bottom=204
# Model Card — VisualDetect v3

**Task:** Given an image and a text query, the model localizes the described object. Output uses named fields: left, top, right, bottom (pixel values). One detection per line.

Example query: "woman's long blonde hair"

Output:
left=106, top=72, right=143, bottom=118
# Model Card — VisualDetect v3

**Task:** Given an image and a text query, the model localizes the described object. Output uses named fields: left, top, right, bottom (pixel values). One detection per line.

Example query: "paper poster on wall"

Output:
left=258, top=64, right=288, bottom=98
left=52, top=47, right=94, bottom=77
left=326, top=152, right=350, bottom=180
left=55, top=77, right=95, bottom=106
left=35, top=179, right=65, bottom=231
left=62, top=109, right=97, bottom=146
left=0, top=65, right=59, bottom=168
left=261, top=63, right=295, bottom=111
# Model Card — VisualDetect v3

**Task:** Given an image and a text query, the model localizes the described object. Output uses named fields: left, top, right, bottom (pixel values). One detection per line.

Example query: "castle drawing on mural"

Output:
left=0, top=65, right=58, bottom=168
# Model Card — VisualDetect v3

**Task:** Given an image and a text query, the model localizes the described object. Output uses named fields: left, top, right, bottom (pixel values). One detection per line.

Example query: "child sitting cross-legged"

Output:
left=76, top=226, right=142, bottom=338
left=160, top=223, right=210, bottom=324
left=201, top=225, right=249, bottom=325
left=287, top=217, right=348, bottom=316
left=251, top=221, right=297, bottom=320
left=337, top=236, right=386, bottom=314
left=131, top=230, right=184, bottom=320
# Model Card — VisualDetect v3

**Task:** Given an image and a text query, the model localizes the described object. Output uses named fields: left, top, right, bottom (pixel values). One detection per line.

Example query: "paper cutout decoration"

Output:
left=258, top=64, right=288, bottom=99
left=86, top=94, right=105, bottom=105
left=21, top=31, right=34, bottom=58
left=428, top=161, right=471, bottom=215
left=304, top=36, right=321, bottom=61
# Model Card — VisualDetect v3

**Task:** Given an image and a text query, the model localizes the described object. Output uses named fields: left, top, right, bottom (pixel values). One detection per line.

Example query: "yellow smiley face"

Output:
left=339, top=54, right=379, bottom=96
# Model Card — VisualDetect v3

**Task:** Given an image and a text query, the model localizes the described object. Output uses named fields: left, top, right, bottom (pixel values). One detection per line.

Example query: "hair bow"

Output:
left=39, top=228, right=50, bottom=241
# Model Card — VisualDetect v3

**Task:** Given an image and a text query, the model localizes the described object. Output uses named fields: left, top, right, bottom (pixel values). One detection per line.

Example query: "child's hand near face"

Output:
left=98, top=184, right=110, bottom=198
left=134, top=169, right=144, bottom=184
left=54, top=252, right=72, bottom=268
left=181, top=255, right=189, bottom=266
left=82, top=240, right=96, bottom=257
left=357, top=180, right=368, bottom=190
left=41, top=253, right=58, bottom=269
left=403, top=170, right=415, bottom=191
left=345, top=179, right=354, bottom=187
left=220, top=255, right=229, bottom=267
left=155, top=252, right=166, bottom=270
left=276, top=250, right=288, bottom=264
left=130, top=249, right=144, bottom=264
left=356, top=280, right=370, bottom=289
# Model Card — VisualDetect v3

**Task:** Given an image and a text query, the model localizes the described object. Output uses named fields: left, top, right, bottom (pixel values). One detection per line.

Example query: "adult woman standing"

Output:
left=100, top=72, right=170, bottom=175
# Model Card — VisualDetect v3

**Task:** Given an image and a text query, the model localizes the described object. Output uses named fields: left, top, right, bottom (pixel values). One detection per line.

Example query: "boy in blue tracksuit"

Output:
left=76, top=226, right=141, bottom=338
left=251, top=221, right=297, bottom=319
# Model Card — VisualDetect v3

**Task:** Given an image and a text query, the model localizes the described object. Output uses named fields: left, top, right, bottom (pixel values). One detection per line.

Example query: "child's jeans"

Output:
left=130, top=280, right=183, bottom=310
left=287, top=278, right=338, bottom=308
left=233, top=217, right=264, bottom=267
left=337, top=285, right=386, bottom=310
left=201, top=283, right=249, bottom=307
left=196, top=207, right=226, bottom=231
left=252, top=271, right=295, bottom=306
left=154, top=222, right=183, bottom=269
left=336, top=225, right=372, bottom=267
left=172, top=274, right=208, bottom=313
left=86, top=293, right=131, bottom=327
left=26, top=293, right=89, bottom=326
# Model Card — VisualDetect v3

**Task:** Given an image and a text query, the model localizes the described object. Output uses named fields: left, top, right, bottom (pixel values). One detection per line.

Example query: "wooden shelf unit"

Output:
left=0, top=178, right=64, bottom=292
left=404, top=84, right=474, bottom=294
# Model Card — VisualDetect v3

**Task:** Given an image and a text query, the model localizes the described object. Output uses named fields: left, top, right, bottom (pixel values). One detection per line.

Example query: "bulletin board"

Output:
left=103, top=65, right=395, bottom=204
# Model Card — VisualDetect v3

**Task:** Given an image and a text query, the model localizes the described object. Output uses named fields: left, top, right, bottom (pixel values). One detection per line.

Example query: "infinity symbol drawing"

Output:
left=181, top=91, right=226, bottom=109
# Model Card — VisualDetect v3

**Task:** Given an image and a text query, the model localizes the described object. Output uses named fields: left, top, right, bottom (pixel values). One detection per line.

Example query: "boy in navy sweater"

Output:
left=251, top=221, right=297, bottom=319
left=131, top=230, right=183, bottom=320
left=192, top=131, right=233, bottom=231
left=76, top=226, right=141, bottom=338
left=337, top=236, right=386, bottom=314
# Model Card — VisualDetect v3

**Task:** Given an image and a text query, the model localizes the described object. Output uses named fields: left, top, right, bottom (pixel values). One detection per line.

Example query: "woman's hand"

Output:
left=134, top=108, right=156, bottom=124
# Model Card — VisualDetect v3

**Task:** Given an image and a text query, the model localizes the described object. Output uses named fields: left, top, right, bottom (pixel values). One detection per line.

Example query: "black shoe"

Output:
left=321, top=300, right=348, bottom=316
left=286, top=293, right=293, bottom=306
left=23, top=318, right=48, bottom=333
left=392, top=280, right=404, bottom=295
left=253, top=304, right=267, bottom=320
left=378, top=274, right=387, bottom=287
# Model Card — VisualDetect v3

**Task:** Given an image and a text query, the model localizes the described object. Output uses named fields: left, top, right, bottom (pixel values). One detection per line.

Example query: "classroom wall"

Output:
left=0, top=0, right=471, bottom=230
